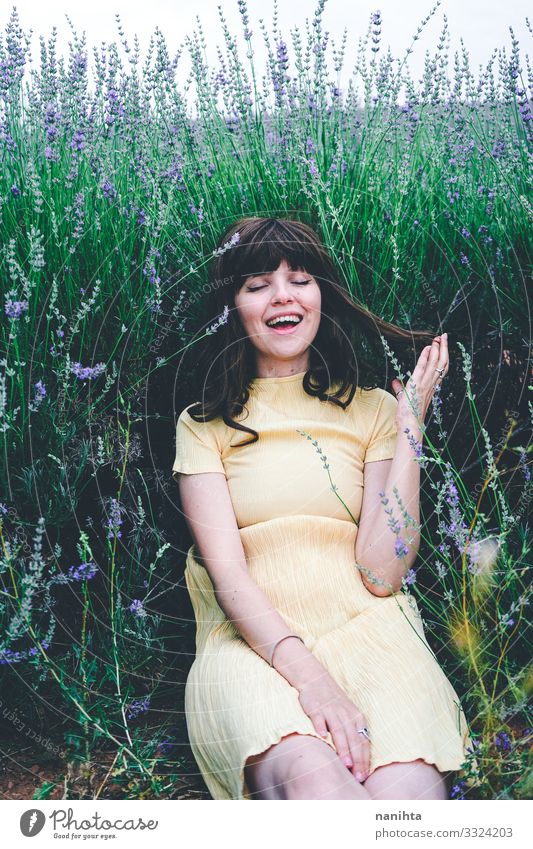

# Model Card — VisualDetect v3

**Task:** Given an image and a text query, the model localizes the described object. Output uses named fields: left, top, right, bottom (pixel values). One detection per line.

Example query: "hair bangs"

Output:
left=224, top=219, right=324, bottom=291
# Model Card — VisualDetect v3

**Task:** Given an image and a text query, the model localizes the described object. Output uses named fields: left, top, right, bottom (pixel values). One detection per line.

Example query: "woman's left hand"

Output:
left=391, top=333, right=449, bottom=429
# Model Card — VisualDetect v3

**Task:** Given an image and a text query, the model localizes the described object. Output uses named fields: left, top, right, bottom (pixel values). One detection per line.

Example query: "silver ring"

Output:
left=357, top=727, right=370, bottom=740
left=435, top=367, right=445, bottom=376
left=395, top=389, right=404, bottom=398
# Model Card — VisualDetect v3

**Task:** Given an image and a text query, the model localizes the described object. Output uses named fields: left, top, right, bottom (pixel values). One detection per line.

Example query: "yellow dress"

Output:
left=172, top=371, right=473, bottom=800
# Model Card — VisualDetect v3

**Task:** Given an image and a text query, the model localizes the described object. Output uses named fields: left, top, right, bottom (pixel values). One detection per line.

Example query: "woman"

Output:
left=172, top=216, right=473, bottom=800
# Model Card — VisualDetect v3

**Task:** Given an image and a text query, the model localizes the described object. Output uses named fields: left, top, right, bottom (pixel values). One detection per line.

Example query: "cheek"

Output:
left=236, top=301, right=264, bottom=329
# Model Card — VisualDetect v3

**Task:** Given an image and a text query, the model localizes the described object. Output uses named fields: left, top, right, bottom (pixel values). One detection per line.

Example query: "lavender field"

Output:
left=0, top=0, right=531, bottom=800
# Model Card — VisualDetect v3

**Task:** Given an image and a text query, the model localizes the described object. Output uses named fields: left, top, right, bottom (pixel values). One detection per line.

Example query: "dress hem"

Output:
left=229, top=727, right=467, bottom=801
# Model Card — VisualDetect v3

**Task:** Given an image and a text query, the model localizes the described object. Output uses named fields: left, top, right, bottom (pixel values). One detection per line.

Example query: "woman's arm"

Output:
left=355, top=426, right=421, bottom=596
left=177, top=471, right=328, bottom=689
left=355, top=336, right=449, bottom=595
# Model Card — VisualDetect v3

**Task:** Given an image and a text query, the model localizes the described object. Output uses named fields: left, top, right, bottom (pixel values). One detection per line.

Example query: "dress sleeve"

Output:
left=364, top=389, right=399, bottom=463
left=172, top=406, right=226, bottom=479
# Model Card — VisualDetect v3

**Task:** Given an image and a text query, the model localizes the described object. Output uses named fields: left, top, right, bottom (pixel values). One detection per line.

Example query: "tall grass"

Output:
left=0, top=0, right=531, bottom=799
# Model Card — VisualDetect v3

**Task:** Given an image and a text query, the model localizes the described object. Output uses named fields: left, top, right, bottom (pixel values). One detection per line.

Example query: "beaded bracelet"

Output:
left=269, top=634, right=305, bottom=667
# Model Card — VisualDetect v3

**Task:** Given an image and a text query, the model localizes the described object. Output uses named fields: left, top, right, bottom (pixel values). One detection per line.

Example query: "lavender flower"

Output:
left=157, top=738, right=175, bottom=755
left=70, top=362, right=107, bottom=380
left=71, top=129, right=86, bottom=151
left=450, top=779, right=467, bottom=799
left=402, top=567, right=417, bottom=585
left=206, top=305, right=229, bottom=335
left=101, top=180, right=117, bottom=200
left=494, top=732, right=512, bottom=751
left=106, top=497, right=123, bottom=539
left=308, top=158, right=319, bottom=178
left=29, top=380, right=47, bottom=412
left=127, top=695, right=151, bottom=719
left=395, top=537, right=410, bottom=558
left=11, top=184, right=21, bottom=196
left=129, top=599, right=146, bottom=618
left=68, top=561, right=98, bottom=581
left=5, top=296, right=29, bottom=319
left=213, top=231, right=240, bottom=257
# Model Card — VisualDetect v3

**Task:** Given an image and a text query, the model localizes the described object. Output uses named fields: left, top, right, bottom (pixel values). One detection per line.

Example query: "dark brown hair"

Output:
left=181, top=216, right=436, bottom=446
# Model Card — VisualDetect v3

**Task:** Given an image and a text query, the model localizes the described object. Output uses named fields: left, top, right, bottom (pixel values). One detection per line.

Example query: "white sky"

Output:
left=6, top=0, right=532, bottom=100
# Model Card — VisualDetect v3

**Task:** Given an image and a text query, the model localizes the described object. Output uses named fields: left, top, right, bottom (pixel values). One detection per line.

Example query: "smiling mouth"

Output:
left=265, top=316, right=303, bottom=334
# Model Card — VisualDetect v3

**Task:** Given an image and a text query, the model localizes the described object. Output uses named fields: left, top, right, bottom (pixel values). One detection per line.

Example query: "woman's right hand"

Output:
left=297, top=671, right=371, bottom=782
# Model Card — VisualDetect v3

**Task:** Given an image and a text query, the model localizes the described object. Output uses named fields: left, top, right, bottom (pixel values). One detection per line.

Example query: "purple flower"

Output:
left=129, top=599, right=146, bottom=618
left=101, top=180, right=117, bottom=200
left=466, top=738, right=481, bottom=754
left=29, top=380, right=47, bottom=412
left=308, top=158, right=319, bottom=178
left=5, top=297, right=29, bottom=319
left=403, top=568, right=417, bottom=585
left=446, top=482, right=459, bottom=506
left=127, top=696, right=151, bottom=719
left=461, top=227, right=471, bottom=238
left=395, top=537, right=410, bottom=558
left=106, top=497, right=123, bottom=539
left=494, top=732, right=511, bottom=751
left=450, top=780, right=466, bottom=799
left=34, top=380, right=46, bottom=399
left=11, top=184, right=21, bottom=196
left=68, top=561, right=98, bottom=581
left=157, top=738, right=175, bottom=755
left=71, top=129, right=86, bottom=151
left=70, top=361, right=106, bottom=381
left=459, top=252, right=469, bottom=266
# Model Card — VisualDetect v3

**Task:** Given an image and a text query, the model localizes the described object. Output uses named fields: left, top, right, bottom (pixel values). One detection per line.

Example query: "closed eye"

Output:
left=247, top=280, right=311, bottom=291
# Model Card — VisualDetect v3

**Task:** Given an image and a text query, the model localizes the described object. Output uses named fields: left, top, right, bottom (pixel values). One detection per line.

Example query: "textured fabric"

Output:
left=172, top=371, right=473, bottom=800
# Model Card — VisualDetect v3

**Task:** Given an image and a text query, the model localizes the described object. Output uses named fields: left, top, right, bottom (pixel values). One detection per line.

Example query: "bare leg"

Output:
left=244, top=732, right=373, bottom=800
left=363, top=759, right=449, bottom=800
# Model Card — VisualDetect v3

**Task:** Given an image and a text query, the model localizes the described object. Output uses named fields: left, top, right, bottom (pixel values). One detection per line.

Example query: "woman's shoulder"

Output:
left=178, top=402, right=226, bottom=430
left=343, top=385, right=398, bottom=430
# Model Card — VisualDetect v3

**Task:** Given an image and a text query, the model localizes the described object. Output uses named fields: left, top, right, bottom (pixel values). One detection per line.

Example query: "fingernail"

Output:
left=355, top=772, right=364, bottom=782
left=343, top=756, right=353, bottom=768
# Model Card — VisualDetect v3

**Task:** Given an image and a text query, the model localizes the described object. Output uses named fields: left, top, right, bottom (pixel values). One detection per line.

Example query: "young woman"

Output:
left=172, top=216, right=473, bottom=800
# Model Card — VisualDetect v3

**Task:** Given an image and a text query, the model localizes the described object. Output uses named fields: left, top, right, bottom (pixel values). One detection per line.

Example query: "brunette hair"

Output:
left=181, top=216, right=436, bottom=446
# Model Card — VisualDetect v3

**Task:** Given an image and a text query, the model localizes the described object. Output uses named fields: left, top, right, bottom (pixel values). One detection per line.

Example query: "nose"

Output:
left=272, top=283, right=295, bottom=303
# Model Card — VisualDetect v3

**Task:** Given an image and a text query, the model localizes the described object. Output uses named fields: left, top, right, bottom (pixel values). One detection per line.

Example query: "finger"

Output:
left=427, top=338, right=442, bottom=361
left=329, top=722, right=353, bottom=770
left=347, top=731, right=370, bottom=782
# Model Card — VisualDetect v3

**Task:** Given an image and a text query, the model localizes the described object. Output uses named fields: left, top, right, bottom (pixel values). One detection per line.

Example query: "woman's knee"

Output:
left=364, top=758, right=449, bottom=800
left=245, top=732, right=365, bottom=800
left=245, top=733, right=330, bottom=799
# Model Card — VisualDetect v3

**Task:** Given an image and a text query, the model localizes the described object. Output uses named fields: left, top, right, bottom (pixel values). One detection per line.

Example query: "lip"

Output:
left=267, top=323, right=301, bottom=334
left=265, top=313, right=304, bottom=334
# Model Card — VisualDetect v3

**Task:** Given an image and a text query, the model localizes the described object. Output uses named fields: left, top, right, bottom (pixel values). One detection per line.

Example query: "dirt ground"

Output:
left=0, top=729, right=211, bottom=801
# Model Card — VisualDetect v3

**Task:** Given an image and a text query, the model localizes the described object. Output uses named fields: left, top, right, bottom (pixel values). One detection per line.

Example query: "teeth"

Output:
left=266, top=314, right=302, bottom=327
